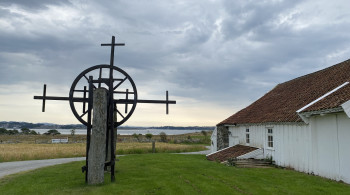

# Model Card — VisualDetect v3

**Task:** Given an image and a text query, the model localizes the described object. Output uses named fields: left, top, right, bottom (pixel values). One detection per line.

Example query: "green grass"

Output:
left=0, top=154, right=349, bottom=194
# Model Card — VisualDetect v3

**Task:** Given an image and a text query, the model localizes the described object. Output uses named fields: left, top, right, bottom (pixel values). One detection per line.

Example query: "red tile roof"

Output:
left=218, top=59, right=350, bottom=125
left=207, top=145, right=259, bottom=162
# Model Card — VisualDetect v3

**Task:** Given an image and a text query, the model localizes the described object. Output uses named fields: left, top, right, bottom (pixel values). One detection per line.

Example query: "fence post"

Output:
left=152, top=141, right=155, bottom=153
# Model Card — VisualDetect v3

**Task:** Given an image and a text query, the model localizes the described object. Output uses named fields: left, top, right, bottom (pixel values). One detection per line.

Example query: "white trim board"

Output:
left=297, top=82, right=349, bottom=113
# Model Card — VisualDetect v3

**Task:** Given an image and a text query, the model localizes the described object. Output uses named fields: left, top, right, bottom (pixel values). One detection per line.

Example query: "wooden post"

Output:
left=88, top=88, right=108, bottom=185
left=152, top=141, right=155, bottom=153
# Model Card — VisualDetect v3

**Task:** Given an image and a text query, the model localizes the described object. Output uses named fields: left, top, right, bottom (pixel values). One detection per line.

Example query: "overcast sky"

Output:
left=1, top=0, right=350, bottom=127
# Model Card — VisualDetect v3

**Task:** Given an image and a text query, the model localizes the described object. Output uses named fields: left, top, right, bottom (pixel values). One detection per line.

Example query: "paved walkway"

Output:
left=0, top=157, right=85, bottom=179
left=0, top=146, right=212, bottom=179
left=177, top=146, right=211, bottom=155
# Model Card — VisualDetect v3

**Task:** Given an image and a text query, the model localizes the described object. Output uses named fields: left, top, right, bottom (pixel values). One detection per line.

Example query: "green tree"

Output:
left=132, top=133, right=139, bottom=141
left=145, top=133, right=153, bottom=140
left=8, top=129, right=19, bottom=135
left=21, top=128, right=30, bottom=135
left=159, top=132, right=167, bottom=142
left=201, top=130, right=208, bottom=137
left=44, top=129, right=61, bottom=136
left=0, top=128, right=8, bottom=135
left=29, top=130, right=38, bottom=135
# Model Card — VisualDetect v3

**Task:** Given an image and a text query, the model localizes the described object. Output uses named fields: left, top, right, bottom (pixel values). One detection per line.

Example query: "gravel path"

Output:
left=0, top=157, right=85, bottom=179
left=0, top=146, right=212, bottom=179
left=177, top=146, right=211, bottom=155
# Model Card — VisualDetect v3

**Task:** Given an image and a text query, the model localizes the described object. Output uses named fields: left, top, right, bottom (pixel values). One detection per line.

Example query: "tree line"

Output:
left=0, top=128, right=61, bottom=135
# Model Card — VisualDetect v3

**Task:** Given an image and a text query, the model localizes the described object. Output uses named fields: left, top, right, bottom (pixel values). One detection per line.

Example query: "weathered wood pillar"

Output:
left=88, top=88, right=108, bottom=185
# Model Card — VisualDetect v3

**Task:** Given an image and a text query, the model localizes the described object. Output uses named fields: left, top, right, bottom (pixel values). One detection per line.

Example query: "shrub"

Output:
left=201, top=130, right=207, bottom=137
left=226, top=158, right=237, bottom=166
left=21, top=128, right=30, bottom=135
left=145, top=133, right=153, bottom=140
left=29, top=130, right=38, bottom=135
left=132, top=133, right=139, bottom=139
left=159, top=132, right=167, bottom=142
left=8, top=129, right=19, bottom=135
left=44, top=129, right=61, bottom=136
left=0, top=128, right=8, bottom=135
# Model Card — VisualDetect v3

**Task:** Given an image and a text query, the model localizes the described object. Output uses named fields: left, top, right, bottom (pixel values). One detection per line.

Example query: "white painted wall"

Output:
left=224, top=112, right=350, bottom=183
left=311, top=113, right=350, bottom=182
left=228, top=123, right=311, bottom=172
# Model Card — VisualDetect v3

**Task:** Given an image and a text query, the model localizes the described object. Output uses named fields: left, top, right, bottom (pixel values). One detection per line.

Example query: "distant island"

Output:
left=0, top=121, right=214, bottom=130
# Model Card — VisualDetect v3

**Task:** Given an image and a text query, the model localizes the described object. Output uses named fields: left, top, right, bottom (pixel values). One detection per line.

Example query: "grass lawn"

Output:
left=0, top=154, right=349, bottom=194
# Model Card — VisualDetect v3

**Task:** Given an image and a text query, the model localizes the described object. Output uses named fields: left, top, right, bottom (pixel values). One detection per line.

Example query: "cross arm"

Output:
left=116, top=99, right=176, bottom=104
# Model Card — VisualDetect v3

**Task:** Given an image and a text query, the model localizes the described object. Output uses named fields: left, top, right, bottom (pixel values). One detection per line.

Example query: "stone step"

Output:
left=235, top=161, right=271, bottom=165
left=232, top=159, right=273, bottom=168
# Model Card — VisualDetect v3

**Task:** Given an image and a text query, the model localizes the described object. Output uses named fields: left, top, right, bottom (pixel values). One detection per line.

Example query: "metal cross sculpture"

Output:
left=34, top=36, right=176, bottom=182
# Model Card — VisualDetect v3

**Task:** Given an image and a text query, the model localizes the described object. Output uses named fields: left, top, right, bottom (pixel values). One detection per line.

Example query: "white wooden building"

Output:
left=210, top=60, right=350, bottom=183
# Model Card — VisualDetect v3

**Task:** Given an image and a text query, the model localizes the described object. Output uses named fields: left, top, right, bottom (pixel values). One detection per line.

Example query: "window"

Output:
left=246, top=128, right=250, bottom=144
left=267, top=128, right=273, bottom=148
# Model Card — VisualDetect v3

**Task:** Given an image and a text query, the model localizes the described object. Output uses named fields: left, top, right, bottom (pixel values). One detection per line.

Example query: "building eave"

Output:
left=297, top=107, right=344, bottom=124
left=221, top=121, right=306, bottom=127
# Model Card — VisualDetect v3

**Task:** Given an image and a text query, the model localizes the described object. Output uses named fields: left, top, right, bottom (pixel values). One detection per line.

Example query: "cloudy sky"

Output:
left=1, top=0, right=350, bottom=127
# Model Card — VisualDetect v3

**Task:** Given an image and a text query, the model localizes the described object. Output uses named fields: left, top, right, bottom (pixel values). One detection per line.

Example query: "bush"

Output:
left=201, top=130, right=207, bottom=137
left=8, top=129, right=19, bottom=135
left=132, top=133, right=140, bottom=141
left=29, top=130, right=38, bottom=135
left=226, top=158, right=237, bottom=166
left=44, top=129, right=61, bottom=136
left=21, top=128, right=30, bottom=135
left=0, top=128, right=8, bottom=135
left=159, top=132, right=167, bottom=142
left=145, top=133, right=153, bottom=140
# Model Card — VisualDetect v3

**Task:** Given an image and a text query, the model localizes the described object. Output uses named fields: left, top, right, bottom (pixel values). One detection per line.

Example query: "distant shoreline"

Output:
left=0, top=121, right=214, bottom=131
left=31, top=128, right=213, bottom=135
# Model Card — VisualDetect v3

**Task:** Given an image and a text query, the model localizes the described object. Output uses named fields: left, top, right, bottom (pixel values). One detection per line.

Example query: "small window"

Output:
left=267, top=128, right=273, bottom=148
left=268, top=129, right=273, bottom=134
left=246, top=128, right=250, bottom=144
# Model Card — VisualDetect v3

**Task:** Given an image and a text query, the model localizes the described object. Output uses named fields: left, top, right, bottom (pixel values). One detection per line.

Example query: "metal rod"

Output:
left=108, top=36, right=116, bottom=182
left=34, top=96, right=176, bottom=105
left=125, top=89, right=128, bottom=113
left=83, top=86, right=87, bottom=113
left=101, top=43, right=125, bottom=46
left=113, top=77, right=127, bottom=90
left=42, top=84, right=46, bottom=112
left=114, top=91, right=135, bottom=94
left=74, top=89, right=89, bottom=92
left=166, top=91, right=169, bottom=114
left=98, top=68, right=102, bottom=88
left=117, top=109, right=125, bottom=118
left=85, top=76, right=93, bottom=183
left=84, top=75, right=97, bottom=89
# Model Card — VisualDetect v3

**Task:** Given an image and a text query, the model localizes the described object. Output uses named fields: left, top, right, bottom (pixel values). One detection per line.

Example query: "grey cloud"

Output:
left=1, top=0, right=350, bottom=124
left=0, top=0, right=71, bottom=10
